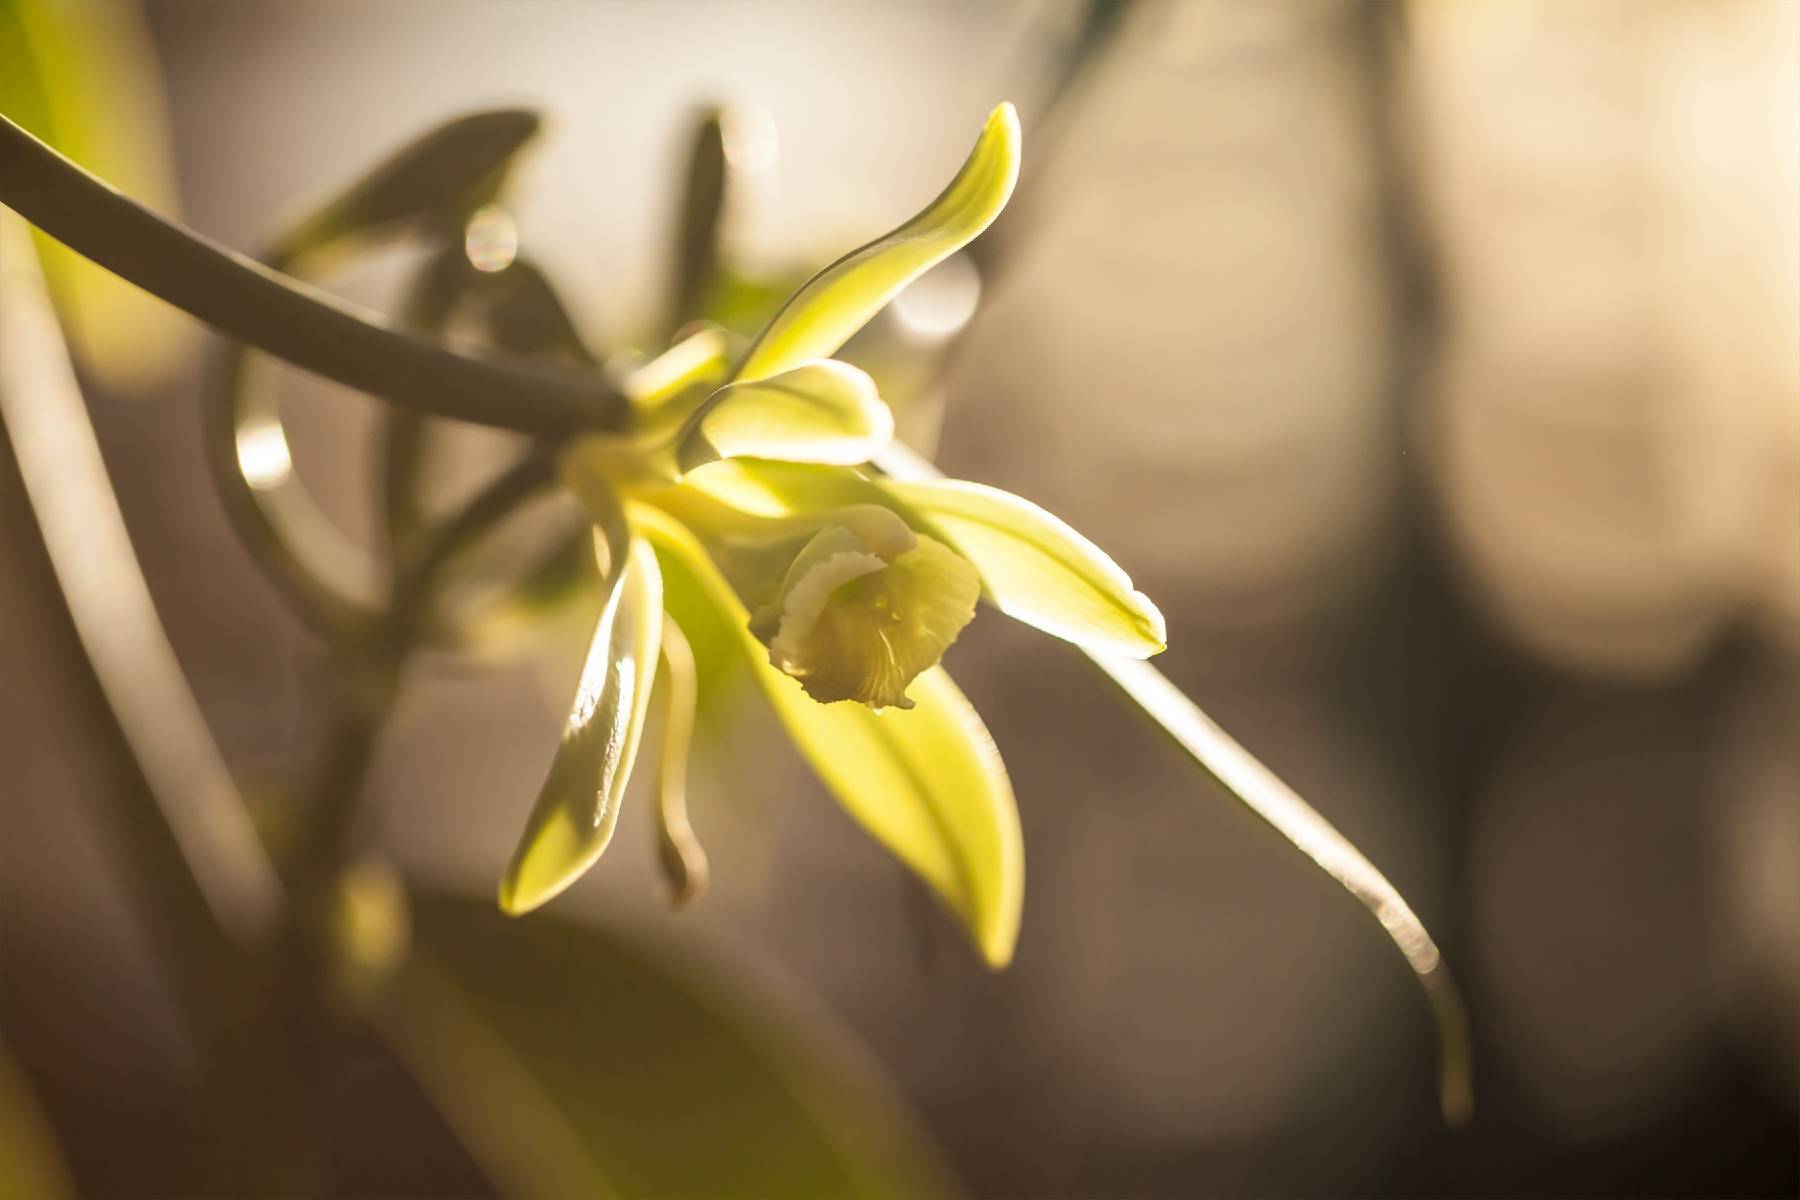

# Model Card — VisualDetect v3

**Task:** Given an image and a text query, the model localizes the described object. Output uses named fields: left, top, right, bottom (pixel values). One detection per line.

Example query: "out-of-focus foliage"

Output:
left=385, top=895, right=951, bottom=1200
left=0, top=1044, right=72, bottom=1200
left=268, top=109, right=539, bottom=270
left=0, top=0, right=191, bottom=390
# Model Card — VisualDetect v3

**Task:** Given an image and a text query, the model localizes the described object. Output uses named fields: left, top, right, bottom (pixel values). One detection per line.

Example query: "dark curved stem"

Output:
left=398, top=447, right=560, bottom=614
left=0, top=114, right=624, bottom=435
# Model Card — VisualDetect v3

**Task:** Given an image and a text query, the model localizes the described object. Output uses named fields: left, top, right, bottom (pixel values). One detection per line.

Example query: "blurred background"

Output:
left=3, top=1, right=1796, bottom=1196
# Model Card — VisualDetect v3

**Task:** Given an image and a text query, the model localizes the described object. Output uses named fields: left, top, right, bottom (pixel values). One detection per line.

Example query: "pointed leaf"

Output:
left=885, top=478, right=1166, bottom=658
left=666, top=108, right=726, bottom=338
left=678, top=359, right=893, bottom=473
left=482, top=257, right=601, bottom=365
left=499, top=536, right=663, bottom=914
left=641, top=510, right=1022, bottom=967
left=271, top=108, right=542, bottom=266
left=734, top=103, right=1020, bottom=383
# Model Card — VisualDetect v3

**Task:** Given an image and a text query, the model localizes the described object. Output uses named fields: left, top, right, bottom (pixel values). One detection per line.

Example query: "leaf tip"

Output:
left=495, top=875, right=532, bottom=916
left=978, top=923, right=1018, bottom=971
left=1135, top=593, right=1169, bottom=657
left=673, top=433, right=721, bottom=477
left=497, top=814, right=594, bottom=917
left=986, top=101, right=1021, bottom=150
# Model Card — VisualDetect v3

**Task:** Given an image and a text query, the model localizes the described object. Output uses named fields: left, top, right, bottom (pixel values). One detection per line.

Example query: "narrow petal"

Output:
left=652, top=615, right=708, bottom=908
left=499, top=536, right=663, bottom=914
left=883, top=478, right=1166, bottom=658
left=732, top=104, right=1020, bottom=383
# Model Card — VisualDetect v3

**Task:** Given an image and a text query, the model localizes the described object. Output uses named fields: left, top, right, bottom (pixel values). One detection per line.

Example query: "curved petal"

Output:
left=678, top=360, right=892, bottom=472
left=733, top=104, right=1020, bottom=383
left=499, top=535, right=663, bottom=915
left=652, top=615, right=708, bottom=908
left=883, top=479, right=1166, bottom=658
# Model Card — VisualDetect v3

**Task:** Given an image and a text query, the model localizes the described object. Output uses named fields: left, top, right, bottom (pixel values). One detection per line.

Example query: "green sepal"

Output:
left=733, top=104, right=1020, bottom=383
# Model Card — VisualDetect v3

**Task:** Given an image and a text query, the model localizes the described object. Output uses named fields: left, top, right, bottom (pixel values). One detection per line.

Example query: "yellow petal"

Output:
left=883, top=479, right=1166, bottom=658
left=499, top=536, right=663, bottom=915
left=733, top=104, right=1020, bottom=383
left=678, top=359, right=893, bottom=473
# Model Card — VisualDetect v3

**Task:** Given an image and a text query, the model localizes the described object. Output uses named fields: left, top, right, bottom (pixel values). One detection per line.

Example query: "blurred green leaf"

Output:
left=644, top=510, right=1023, bottom=968
left=499, top=531, right=664, bottom=915
left=667, top=108, right=726, bottom=339
left=482, top=257, right=601, bottom=365
left=0, top=0, right=193, bottom=390
left=0, top=212, right=285, bottom=948
left=678, top=359, right=893, bottom=474
left=270, top=108, right=541, bottom=267
left=734, top=103, right=1020, bottom=383
left=383, top=894, right=952, bottom=1200
left=701, top=265, right=807, bottom=341
left=884, top=478, right=1166, bottom=659
left=0, top=1043, right=73, bottom=1200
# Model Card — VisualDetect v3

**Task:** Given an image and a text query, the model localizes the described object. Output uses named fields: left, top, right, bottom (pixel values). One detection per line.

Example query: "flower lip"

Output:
left=750, top=522, right=981, bottom=710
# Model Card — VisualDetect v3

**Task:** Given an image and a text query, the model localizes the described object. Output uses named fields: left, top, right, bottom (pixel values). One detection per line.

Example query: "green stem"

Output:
left=0, top=113, right=624, bottom=435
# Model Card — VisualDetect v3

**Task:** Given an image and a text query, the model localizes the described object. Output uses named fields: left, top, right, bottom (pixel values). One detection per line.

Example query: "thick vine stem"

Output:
left=0, top=113, right=626, bottom=435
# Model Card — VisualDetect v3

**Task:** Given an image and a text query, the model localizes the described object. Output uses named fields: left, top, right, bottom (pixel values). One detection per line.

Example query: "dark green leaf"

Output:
left=667, top=108, right=727, bottom=339
left=271, top=108, right=542, bottom=267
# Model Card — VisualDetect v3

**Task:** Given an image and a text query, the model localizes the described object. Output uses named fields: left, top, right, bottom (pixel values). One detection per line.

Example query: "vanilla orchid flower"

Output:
left=503, top=103, right=1163, bottom=970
